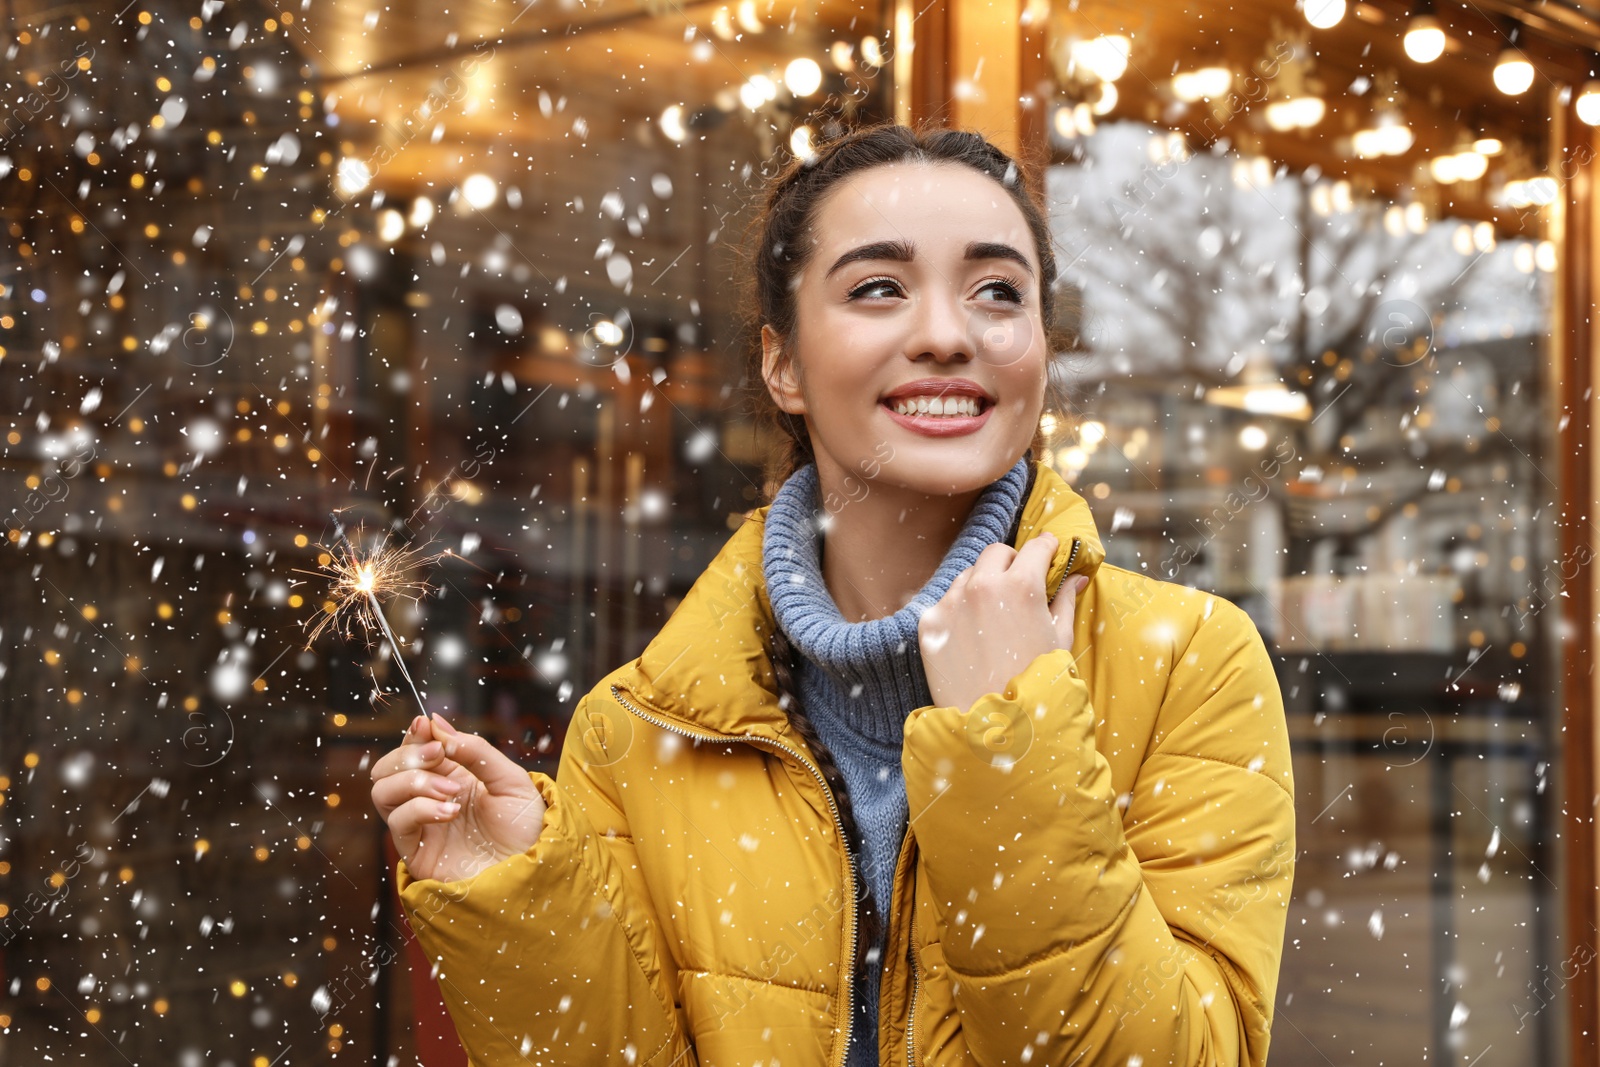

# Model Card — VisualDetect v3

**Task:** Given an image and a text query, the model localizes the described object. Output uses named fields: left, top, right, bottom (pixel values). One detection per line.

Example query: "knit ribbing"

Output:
left=761, top=455, right=1032, bottom=1066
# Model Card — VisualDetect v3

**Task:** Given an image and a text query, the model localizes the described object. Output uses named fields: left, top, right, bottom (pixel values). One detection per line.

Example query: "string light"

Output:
left=1493, top=49, right=1535, bottom=95
left=1353, top=111, right=1414, bottom=158
left=461, top=173, right=497, bottom=209
left=1172, top=66, right=1232, bottom=103
left=659, top=104, right=687, bottom=142
left=1577, top=81, right=1600, bottom=126
left=783, top=58, right=822, bottom=96
left=1069, top=35, right=1131, bottom=82
left=1266, top=95, right=1326, bottom=131
left=1303, top=0, right=1345, bottom=30
left=1403, top=15, right=1446, bottom=63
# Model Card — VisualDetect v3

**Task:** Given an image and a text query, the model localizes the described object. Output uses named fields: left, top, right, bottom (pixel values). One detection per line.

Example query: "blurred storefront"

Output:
left=1, top=0, right=1598, bottom=1063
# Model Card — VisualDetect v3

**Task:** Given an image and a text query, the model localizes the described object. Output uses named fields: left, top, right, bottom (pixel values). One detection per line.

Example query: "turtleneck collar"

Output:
left=761, top=456, right=1033, bottom=743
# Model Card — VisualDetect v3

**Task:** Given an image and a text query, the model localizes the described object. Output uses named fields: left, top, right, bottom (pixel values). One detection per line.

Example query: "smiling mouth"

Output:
left=882, top=395, right=987, bottom=418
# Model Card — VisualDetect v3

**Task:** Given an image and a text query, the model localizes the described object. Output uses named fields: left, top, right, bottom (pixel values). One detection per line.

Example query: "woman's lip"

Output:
left=880, top=378, right=995, bottom=404
left=879, top=400, right=993, bottom=437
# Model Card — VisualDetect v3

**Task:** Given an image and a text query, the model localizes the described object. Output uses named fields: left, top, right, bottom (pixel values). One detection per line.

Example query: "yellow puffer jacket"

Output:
left=396, top=460, right=1296, bottom=1066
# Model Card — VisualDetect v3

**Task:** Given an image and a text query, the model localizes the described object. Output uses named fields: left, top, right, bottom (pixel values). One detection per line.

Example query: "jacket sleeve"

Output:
left=394, top=693, right=697, bottom=1067
left=902, top=597, right=1295, bottom=1067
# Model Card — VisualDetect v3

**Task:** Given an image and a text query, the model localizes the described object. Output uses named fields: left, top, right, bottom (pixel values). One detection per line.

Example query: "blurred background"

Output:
left=1, top=0, right=1598, bottom=1063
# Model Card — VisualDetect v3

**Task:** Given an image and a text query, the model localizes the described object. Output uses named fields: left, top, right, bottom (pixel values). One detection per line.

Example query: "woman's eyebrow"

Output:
left=825, top=238, right=915, bottom=278
left=823, top=238, right=1035, bottom=278
left=965, top=241, right=1034, bottom=276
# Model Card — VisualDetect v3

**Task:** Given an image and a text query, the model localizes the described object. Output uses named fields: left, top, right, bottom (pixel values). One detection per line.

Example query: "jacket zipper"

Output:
left=608, top=683, right=859, bottom=1067
left=1063, top=536, right=1082, bottom=578
left=900, top=542, right=1075, bottom=1067
left=906, top=915, right=921, bottom=1066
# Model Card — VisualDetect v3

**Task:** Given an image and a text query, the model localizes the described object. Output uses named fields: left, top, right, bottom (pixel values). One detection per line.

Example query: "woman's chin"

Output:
left=877, top=448, right=1029, bottom=498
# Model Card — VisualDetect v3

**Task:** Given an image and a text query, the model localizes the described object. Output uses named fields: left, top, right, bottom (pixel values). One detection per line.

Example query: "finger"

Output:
left=1009, top=531, right=1058, bottom=585
left=969, top=540, right=1019, bottom=577
left=1049, top=573, right=1090, bottom=628
left=384, top=793, right=463, bottom=841
left=371, top=767, right=463, bottom=813
left=369, top=738, right=446, bottom=781
left=433, top=721, right=535, bottom=797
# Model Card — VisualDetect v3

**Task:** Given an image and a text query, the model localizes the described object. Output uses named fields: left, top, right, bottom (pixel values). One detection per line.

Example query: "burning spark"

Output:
left=298, top=513, right=446, bottom=716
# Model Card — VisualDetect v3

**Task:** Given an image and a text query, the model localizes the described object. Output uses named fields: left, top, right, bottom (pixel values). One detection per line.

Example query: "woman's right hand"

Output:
left=370, top=712, right=546, bottom=883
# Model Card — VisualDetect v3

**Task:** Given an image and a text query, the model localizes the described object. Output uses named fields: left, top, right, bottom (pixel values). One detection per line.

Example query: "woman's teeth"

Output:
left=888, top=395, right=983, bottom=417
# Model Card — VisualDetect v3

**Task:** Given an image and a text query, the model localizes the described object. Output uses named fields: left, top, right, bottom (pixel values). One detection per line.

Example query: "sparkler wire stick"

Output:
left=330, top=513, right=431, bottom=719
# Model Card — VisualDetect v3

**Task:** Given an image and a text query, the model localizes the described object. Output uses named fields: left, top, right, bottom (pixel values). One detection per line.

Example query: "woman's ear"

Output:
left=761, top=324, right=806, bottom=415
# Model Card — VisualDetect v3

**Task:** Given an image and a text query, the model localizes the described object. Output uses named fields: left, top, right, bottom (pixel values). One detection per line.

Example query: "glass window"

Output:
left=1041, top=9, right=1570, bottom=1064
left=0, top=2, right=892, bottom=1058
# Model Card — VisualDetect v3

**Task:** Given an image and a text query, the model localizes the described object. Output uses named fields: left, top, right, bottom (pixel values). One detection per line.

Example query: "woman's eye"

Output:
left=976, top=279, right=1025, bottom=303
left=848, top=278, right=902, bottom=300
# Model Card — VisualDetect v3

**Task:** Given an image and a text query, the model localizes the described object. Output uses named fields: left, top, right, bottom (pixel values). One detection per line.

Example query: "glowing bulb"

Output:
left=1430, top=155, right=1462, bottom=184
left=1473, top=137, right=1503, bottom=156
left=1092, top=81, right=1118, bottom=115
left=1578, top=81, right=1600, bottom=126
left=1472, top=221, right=1495, bottom=252
left=1493, top=50, right=1534, bottom=95
left=462, top=173, right=496, bottom=210
left=740, top=75, right=777, bottom=110
left=784, top=58, right=822, bottom=96
left=1238, top=425, right=1268, bottom=451
left=1403, top=16, right=1446, bottom=63
left=1071, top=35, right=1131, bottom=82
left=376, top=209, right=404, bottom=243
left=408, top=196, right=434, bottom=227
left=1374, top=115, right=1413, bottom=156
left=335, top=157, right=371, bottom=198
left=860, top=36, right=885, bottom=68
left=789, top=124, right=815, bottom=161
left=660, top=104, right=687, bottom=142
left=1454, top=151, right=1487, bottom=181
left=1536, top=240, right=1557, bottom=272
left=1173, top=66, right=1232, bottom=103
left=1304, top=0, right=1345, bottom=29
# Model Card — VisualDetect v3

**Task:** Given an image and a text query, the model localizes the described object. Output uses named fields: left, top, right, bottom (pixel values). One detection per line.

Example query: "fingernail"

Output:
left=434, top=715, right=457, bottom=734
left=408, top=715, right=422, bottom=735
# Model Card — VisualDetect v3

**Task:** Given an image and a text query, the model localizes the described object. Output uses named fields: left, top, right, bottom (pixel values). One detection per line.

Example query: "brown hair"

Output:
left=741, top=123, right=1075, bottom=971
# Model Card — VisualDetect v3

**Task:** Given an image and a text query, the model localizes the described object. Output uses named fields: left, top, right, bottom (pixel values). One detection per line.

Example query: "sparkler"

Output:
left=301, top=512, right=443, bottom=718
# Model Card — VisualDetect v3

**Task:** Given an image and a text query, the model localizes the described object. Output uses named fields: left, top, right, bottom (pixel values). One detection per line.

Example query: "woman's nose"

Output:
left=906, top=293, right=973, bottom=363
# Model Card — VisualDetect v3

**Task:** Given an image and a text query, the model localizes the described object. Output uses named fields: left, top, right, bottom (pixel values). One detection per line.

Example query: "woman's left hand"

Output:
left=917, top=532, right=1089, bottom=713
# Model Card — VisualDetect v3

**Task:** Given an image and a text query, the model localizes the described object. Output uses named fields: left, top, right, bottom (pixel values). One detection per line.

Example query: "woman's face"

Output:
left=763, top=160, right=1049, bottom=498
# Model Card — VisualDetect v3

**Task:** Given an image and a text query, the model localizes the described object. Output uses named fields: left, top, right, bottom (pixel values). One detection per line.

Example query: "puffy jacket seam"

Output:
left=1154, top=607, right=1207, bottom=722
left=1177, top=931, right=1270, bottom=1026
left=1143, top=750, right=1295, bottom=802
left=678, top=966, right=832, bottom=997
left=941, top=877, right=1142, bottom=980
left=571, top=801, right=680, bottom=1065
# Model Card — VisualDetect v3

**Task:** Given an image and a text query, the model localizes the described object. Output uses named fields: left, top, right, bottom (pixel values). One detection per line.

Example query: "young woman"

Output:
left=370, top=124, right=1296, bottom=1067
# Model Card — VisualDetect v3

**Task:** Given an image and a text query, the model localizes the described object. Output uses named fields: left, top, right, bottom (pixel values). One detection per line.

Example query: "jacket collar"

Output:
left=615, top=460, right=1106, bottom=741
